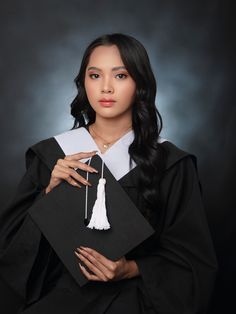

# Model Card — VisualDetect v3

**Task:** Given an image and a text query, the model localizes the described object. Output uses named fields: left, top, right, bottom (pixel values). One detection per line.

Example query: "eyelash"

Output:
left=89, top=73, right=128, bottom=79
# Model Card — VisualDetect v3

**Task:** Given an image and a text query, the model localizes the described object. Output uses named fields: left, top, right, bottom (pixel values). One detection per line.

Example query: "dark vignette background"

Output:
left=0, top=0, right=234, bottom=313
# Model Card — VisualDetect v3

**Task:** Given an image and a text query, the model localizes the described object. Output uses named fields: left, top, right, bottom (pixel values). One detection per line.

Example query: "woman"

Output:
left=0, top=33, right=218, bottom=313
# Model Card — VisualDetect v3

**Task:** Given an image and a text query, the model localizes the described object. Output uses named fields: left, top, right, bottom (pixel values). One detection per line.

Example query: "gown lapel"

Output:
left=27, top=126, right=169, bottom=188
left=54, top=127, right=137, bottom=181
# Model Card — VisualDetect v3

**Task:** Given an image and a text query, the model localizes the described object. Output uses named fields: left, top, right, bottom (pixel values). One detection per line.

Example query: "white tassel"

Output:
left=87, top=178, right=110, bottom=230
left=86, top=157, right=110, bottom=230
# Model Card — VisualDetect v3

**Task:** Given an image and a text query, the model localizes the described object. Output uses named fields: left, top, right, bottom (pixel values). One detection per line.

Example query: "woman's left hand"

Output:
left=74, top=246, right=139, bottom=282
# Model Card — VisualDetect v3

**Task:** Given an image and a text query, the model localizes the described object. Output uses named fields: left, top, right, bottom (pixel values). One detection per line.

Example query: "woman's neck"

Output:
left=90, top=117, right=132, bottom=141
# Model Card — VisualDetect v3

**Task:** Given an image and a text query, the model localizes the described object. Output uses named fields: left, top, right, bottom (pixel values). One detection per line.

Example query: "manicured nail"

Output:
left=80, top=246, right=86, bottom=249
left=79, top=263, right=84, bottom=269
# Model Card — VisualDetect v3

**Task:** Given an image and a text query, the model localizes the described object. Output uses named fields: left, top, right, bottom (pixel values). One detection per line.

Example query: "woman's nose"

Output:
left=101, top=78, right=114, bottom=93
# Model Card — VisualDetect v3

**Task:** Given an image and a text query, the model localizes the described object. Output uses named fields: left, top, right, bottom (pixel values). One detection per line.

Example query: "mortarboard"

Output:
left=28, top=153, right=155, bottom=287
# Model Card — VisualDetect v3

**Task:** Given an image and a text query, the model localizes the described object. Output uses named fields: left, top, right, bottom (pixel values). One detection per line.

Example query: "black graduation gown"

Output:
left=0, top=135, right=218, bottom=314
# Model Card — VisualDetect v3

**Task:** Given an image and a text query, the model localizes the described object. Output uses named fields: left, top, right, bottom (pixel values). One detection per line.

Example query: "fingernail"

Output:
left=75, top=251, right=83, bottom=259
left=80, top=247, right=89, bottom=252
left=83, top=180, right=91, bottom=186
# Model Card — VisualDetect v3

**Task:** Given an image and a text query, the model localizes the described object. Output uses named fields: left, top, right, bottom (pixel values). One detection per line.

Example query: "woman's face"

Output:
left=84, top=45, right=136, bottom=121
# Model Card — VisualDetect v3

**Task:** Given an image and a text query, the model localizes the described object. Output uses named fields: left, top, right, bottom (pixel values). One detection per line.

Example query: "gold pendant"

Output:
left=103, top=144, right=109, bottom=149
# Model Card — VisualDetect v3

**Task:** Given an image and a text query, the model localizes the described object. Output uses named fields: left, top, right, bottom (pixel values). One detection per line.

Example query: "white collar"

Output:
left=54, top=127, right=167, bottom=180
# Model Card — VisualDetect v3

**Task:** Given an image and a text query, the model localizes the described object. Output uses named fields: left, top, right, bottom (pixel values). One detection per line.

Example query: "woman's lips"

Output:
left=99, top=100, right=116, bottom=107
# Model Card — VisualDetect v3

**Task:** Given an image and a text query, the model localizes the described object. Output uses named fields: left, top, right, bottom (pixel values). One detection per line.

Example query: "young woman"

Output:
left=0, top=33, right=218, bottom=314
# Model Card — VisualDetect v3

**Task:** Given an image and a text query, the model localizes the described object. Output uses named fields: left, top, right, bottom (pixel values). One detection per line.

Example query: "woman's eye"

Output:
left=89, top=73, right=127, bottom=79
left=89, top=74, right=99, bottom=79
left=116, top=73, right=127, bottom=79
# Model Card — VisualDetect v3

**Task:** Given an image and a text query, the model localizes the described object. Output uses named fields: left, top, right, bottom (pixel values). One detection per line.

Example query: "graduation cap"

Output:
left=28, top=153, right=155, bottom=286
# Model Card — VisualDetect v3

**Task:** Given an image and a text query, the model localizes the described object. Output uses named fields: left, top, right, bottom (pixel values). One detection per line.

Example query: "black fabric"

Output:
left=28, top=153, right=155, bottom=287
left=0, top=130, right=218, bottom=314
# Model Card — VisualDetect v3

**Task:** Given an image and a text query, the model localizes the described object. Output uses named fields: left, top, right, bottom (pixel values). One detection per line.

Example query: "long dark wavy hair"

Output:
left=70, top=33, right=167, bottom=225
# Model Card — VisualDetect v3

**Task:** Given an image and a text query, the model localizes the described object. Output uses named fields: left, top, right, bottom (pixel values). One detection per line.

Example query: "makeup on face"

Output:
left=99, top=98, right=116, bottom=107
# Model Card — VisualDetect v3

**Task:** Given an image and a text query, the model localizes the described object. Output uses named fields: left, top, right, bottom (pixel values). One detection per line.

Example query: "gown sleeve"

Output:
left=0, top=148, right=53, bottom=309
left=134, top=155, right=218, bottom=314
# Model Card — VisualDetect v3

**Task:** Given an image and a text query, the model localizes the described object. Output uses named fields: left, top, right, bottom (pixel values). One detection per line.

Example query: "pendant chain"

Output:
left=89, top=124, right=132, bottom=150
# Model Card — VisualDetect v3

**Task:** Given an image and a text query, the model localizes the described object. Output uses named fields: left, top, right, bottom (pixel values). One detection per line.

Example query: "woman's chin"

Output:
left=94, top=110, right=121, bottom=120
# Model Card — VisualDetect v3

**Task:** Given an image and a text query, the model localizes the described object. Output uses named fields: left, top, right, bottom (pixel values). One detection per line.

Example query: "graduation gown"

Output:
left=0, top=126, right=218, bottom=314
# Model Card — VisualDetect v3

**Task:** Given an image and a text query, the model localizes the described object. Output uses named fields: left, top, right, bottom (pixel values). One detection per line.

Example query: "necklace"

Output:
left=89, top=124, right=132, bottom=150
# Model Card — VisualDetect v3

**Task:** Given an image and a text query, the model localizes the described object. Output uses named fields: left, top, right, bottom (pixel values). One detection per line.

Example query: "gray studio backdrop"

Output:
left=0, top=1, right=234, bottom=313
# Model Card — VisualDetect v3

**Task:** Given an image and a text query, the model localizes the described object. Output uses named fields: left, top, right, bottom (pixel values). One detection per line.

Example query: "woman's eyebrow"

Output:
left=87, top=66, right=127, bottom=71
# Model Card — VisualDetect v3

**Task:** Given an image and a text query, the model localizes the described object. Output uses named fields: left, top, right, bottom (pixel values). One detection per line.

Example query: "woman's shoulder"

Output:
left=158, top=137, right=198, bottom=172
left=27, top=127, right=85, bottom=154
left=24, top=127, right=87, bottom=170
left=159, top=137, right=202, bottom=194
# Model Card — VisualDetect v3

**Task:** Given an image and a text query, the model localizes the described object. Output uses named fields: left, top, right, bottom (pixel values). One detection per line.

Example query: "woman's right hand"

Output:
left=45, top=151, right=99, bottom=194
